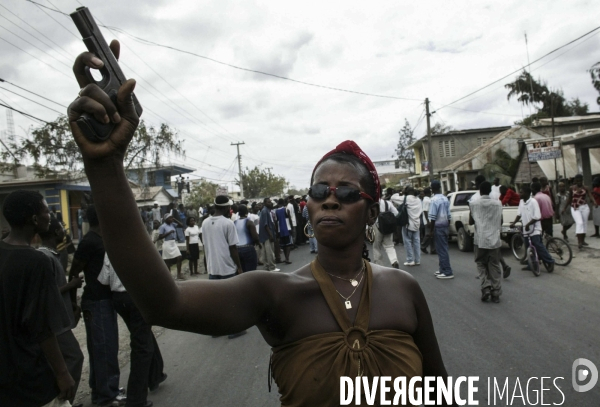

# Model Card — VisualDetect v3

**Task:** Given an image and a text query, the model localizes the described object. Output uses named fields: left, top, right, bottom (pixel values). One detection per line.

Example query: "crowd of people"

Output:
left=3, top=38, right=600, bottom=406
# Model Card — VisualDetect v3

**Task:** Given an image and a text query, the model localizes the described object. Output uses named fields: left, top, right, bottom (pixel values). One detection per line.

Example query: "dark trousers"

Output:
left=541, top=218, right=553, bottom=237
left=112, top=292, right=165, bottom=407
left=420, top=223, right=435, bottom=252
left=237, top=245, right=258, bottom=272
left=82, top=299, right=120, bottom=405
left=434, top=227, right=453, bottom=275
left=56, top=329, right=84, bottom=403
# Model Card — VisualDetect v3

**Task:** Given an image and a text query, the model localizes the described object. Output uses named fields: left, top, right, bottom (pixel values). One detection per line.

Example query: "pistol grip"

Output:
left=76, top=90, right=118, bottom=142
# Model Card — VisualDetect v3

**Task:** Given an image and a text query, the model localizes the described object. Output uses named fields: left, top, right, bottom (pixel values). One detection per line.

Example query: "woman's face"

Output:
left=307, top=161, right=378, bottom=249
left=189, top=218, right=196, bottom=227
left=575, top=177, right=583, bottom=187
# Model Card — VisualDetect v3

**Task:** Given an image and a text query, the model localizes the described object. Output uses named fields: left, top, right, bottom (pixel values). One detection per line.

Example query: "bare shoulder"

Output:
left=370, top=263, right=421, bottom=296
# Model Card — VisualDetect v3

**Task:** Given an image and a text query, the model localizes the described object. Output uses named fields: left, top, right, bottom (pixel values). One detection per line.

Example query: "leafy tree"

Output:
left=185, top=179, right=219, bottom=208
left=505, top=70, right=588, bottom=125
left=430, top=122, right=454, bottom=135
left=589, top=62, right=600, bottom=106
left=239, top=166, right=287, bottom=198
left=396, top=119, right=415, bottom=173
left=0, top=115, right=184, bottom=179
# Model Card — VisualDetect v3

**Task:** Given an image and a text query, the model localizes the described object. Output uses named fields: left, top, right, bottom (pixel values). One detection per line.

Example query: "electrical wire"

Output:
left=0, top=78, right=68, bottom=107
left=0, top=36, right=71, bottom=78
left=0, top=102, right=50, bottom=123
left=0, top=86, right=64, bottom=115
left=27, top=0, right=421, bottom=102
left=435, top=24, right=600, bottom=112
left=0, top=21, right=71, bottom=69
left=0, top=4, right=72, bottom=61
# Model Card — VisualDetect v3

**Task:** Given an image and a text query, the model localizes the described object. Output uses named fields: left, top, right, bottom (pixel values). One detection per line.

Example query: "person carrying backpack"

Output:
left=373, top=197, right=399, bottom=268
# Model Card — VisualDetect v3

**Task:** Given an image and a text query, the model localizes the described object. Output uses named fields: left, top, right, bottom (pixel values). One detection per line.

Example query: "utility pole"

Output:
left=425, top=98, right=433, bottom=181
left=231, top=142, right=245, bottom=198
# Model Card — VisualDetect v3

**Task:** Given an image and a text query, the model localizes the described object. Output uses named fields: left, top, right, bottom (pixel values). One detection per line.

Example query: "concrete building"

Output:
left=408, top=126, right=511, bottom=189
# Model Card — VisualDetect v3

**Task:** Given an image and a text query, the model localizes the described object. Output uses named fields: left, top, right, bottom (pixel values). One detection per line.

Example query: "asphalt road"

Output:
left=107, top=241, right=599, bottom=406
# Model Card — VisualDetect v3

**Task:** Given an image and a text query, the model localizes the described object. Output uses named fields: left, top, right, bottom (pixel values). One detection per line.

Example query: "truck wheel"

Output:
left=457, top=227, right=473, bottom=252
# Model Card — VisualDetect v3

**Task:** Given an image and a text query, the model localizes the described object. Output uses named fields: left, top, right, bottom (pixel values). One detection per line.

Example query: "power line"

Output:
left=0, top=4, right=72, bottom=61
left=435, top=23, right=600, bottom=112
left=28, top=0, right=421, bottom=102
left=0, top=35, right=71, bottom=78
left=441, top=105, right=522, bottom=118
left=0, top=86, right=64, bottom=115
left=0, top=21, right=71, bottom=69
left=0, top=78, right=68, bottom=107
left=0, top=102, right=50, bottom=123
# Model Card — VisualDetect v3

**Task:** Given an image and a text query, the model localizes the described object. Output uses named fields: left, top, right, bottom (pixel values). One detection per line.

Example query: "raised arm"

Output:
left=67, top=41, right=274, bottom=335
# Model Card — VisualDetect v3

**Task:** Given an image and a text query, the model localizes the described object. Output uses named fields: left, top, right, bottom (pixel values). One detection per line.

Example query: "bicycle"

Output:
left=510, top=224, right=541, bottom=276
left=510, top=224, right=572, bottom=267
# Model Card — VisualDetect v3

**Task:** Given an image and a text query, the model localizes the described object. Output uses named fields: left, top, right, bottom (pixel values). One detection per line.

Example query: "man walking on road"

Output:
left=259, top=198, right=279, bottom=272
left=469, top=182, right=504, bottom=303
left=402, top=187, right=422, bottom=266
left=98, top=254, right=167, bottom=406
left=429, top=181, right=454, bottom=279
left=202, top=195, right=246, bottom=339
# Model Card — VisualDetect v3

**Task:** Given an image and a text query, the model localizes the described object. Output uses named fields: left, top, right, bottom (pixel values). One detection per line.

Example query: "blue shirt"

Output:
left=428, top=193, right=451, bottom=228
left=158, top=223, right=177, bottom=241
left=259, top=207, right=274, bottom=243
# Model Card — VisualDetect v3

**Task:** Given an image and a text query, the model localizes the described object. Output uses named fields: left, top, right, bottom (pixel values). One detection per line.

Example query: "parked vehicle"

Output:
left=446, top=190, right=520, bottom=252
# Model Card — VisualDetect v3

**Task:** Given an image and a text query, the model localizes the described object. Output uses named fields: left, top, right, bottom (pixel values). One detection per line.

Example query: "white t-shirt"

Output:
left=202, top=215, right=239, bottom=276
left=185, top=225, right=200, bottom=245
left=490, top=185, right=502, bottom=200
left=422, top=196, right=431, bottom=224
left=247, top=213, right=260, bottom=234
left=518, top=198, right=542, bottom=236
left=286, top=203, right=296, bottom=227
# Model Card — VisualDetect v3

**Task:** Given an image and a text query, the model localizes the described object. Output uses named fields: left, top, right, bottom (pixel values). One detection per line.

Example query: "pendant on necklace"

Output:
left=345, top=300, right=352, bottom=309
left=350, top=279, right=358, bottom=287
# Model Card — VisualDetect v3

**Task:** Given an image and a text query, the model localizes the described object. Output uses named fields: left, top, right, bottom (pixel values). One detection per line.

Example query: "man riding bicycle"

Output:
left=510, top=185, right=555, bottom=273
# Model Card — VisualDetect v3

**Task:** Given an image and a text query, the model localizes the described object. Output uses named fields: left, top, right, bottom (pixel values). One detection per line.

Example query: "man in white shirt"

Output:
left=202, top=195, right=246, bottom=339
left=510, top=185, right=555, bottom=272
left=373, top=197, right=399, bottom=268
left=98, top=254, right=167, bottom=405
left=402, top=187, right=423, bottom=266
left=286, top=196, right=297, bottom=246
left=490, top=177, right=502, bottom=200
left=420, top=188, right=434, bottom=254
left=202, top=196, right=243, bottom=279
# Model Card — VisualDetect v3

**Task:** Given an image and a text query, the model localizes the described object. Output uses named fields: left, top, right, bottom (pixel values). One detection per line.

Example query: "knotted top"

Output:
left=270, top=260, right=423, bottom=407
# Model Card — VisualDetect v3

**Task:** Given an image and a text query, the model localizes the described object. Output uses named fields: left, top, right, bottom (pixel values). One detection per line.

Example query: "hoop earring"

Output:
left=365, top=224, right=374, bottom=243
left=304, top=223, right=315, bottom=238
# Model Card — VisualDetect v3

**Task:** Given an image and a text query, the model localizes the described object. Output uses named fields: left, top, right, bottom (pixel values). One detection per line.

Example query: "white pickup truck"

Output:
left=446, top=190, right=520, bottom=252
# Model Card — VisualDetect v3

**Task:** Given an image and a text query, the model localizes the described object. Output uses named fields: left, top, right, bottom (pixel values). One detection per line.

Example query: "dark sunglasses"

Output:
left=308, top=184, right=374, bottom=203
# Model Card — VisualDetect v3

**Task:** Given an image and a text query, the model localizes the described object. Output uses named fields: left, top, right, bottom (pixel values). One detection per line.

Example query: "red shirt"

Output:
left=593, top=187, right=600, bottom=206
left=500, top=189, right=521, bottom=206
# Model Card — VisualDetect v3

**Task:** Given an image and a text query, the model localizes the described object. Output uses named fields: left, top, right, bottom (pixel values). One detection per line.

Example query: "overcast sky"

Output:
left=0, top=0, right=599, bottom=191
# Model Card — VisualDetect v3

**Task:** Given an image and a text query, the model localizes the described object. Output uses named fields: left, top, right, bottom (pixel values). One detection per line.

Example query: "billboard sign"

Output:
left=526, top=140, right=562, bottom=162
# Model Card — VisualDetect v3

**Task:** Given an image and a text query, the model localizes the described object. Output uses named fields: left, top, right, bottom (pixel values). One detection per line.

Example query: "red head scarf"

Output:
left=312, top=140, right=381, bottom=201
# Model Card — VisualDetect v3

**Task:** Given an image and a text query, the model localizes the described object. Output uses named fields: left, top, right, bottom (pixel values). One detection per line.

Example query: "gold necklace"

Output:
left=334, top=271, right=365, bottom=309
left=325, top=262, right=365, bottom=287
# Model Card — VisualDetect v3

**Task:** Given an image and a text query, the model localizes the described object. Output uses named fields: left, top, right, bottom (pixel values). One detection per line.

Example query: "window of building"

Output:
left=477, top=137, right=488, bottom=147
left=438, top=140, right=455, bottom=157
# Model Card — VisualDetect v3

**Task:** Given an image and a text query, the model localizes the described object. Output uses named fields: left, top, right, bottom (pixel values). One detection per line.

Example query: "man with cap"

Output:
left=151, top=201, right=162, bottom=223
left=428, top=180, right=454, bottom=279
left=158, top=212, right=185, bottom=280
left=202, top=196, right=246, bottom=339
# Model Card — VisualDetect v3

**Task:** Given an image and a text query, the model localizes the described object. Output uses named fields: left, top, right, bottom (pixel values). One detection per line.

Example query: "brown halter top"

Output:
left=270, top=260, right=423, bottom=407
